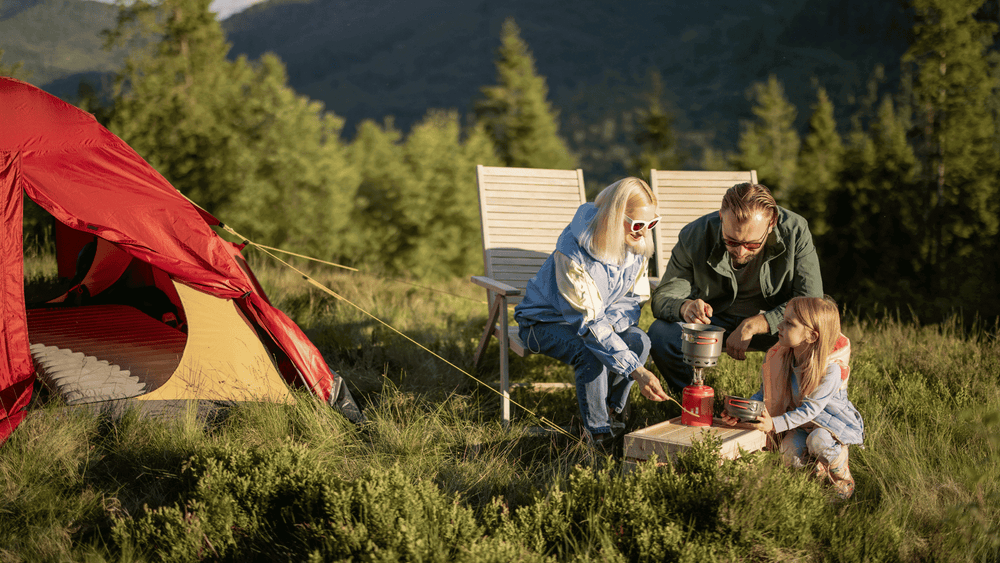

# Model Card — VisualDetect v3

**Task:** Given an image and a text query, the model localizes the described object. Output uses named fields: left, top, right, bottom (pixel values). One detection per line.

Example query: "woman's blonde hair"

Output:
left=581, top=177, right=657, bottom=264
left=778, top=296, right=842, bottom=404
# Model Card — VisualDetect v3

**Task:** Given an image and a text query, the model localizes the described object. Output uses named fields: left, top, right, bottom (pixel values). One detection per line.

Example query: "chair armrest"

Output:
left=471, top=276, right=522, bottom=297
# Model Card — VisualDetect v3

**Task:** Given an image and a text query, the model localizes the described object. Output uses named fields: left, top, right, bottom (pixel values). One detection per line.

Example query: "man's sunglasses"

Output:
left=723, top=229, right=769, bottom=250
left=625, top=215, right=661, bottom=232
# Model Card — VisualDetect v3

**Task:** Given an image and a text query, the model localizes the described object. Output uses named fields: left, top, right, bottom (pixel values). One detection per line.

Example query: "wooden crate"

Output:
left=623, top=417, right=766, bottom=467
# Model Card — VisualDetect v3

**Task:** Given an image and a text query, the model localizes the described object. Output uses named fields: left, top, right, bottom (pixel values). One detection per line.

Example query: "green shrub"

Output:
left=113, top=441, right=482, bottom=562
left=487, top=435, right=839, bottom=561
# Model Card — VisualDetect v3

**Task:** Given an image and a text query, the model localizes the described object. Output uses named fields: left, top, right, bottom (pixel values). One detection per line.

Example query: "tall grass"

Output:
left=3, top=255, right=998, bottom=561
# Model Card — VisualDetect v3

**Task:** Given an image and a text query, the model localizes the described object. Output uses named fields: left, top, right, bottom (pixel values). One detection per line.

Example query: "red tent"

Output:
left=0, top=77, right=357, bottom=441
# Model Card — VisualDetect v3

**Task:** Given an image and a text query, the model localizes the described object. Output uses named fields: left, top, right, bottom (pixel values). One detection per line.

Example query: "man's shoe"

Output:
left=587, top=431, right=616, bottom=457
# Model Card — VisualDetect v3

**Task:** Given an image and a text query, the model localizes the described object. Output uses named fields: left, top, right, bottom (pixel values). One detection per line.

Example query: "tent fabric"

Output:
left=0, top=77, right=338, bottom=442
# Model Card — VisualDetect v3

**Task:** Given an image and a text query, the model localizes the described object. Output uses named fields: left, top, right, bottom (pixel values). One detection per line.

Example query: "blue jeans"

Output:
left=519, top=322, right=648, bottom=436
left=780, top=426, right=844, bottom=468
left=647, top=313, right=778, bottom=393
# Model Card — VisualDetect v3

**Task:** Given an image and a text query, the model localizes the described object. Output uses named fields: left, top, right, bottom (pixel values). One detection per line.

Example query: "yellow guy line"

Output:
left=250, top=243, right=359, bottom=271
left=249, top=243, right=486, bottom=305
left=224, top=228, right=581, bottom=443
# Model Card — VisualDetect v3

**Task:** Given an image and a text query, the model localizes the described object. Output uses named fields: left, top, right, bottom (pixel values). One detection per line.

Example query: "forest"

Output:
left=3, top=2, right=1000, bottom=560
left=3, top=0, right=1000, bottom=324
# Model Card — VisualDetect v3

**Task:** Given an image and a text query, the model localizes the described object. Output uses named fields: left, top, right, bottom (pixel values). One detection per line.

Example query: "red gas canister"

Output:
left=681, top=385, right=715, bottom=426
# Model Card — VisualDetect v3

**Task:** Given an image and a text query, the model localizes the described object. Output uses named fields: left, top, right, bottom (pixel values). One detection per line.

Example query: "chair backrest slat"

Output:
left=477, top=165, right=587, bottom=306
left=651, top=169, right=757, bottom=279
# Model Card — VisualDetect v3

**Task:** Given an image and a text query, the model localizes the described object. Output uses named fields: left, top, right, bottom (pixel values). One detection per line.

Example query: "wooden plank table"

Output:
left=623, top=416, right=767, bottom=468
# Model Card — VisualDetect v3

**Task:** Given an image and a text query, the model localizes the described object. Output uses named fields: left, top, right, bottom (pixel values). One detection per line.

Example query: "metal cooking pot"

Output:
left=680, top=323, right=725, bottom=367
left=724, top=395, right=765, bottom=422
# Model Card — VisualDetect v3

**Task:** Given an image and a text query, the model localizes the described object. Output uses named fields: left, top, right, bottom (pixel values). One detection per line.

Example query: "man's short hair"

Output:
left=720, top=182, right=778, bottom=224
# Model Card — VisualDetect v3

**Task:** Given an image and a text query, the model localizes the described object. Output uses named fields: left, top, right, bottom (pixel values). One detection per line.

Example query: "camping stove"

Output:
left=680, top=323, right=725, bottom=426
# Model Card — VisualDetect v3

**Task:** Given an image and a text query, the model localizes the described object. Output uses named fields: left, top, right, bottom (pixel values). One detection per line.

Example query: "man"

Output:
left=647, top=182, right=823, bottom=393
left=514, top=177, right=670, bottom=449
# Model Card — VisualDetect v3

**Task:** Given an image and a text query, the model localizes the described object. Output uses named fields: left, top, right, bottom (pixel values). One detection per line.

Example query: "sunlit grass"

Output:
left=6, top=253, right=1000, bottom=561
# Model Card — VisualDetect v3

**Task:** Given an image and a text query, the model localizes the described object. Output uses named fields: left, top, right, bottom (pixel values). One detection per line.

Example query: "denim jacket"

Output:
left=514, top=203, right=650, bottom=376
left=650, top=207, right=823, bottom=333
left=752, top=336, right=864, bottom=445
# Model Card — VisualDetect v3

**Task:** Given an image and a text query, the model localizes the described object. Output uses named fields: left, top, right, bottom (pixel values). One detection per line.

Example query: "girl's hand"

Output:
left=753, top=407, right=775, bottom=433
left=720, top=412, right=740, bottom=426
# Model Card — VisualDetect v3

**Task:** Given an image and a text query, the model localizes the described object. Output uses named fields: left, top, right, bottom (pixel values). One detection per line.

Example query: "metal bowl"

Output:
left=724, top=395, right=765, bottom=422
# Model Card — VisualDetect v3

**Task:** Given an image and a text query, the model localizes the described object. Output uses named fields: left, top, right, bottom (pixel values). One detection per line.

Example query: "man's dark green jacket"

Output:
left=650, top=207, right=824, bottom=334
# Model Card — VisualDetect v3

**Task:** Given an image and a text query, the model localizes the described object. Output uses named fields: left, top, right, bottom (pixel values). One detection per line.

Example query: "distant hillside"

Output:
left=0, top=0, right=124, bottom=92
left=222, top=0, right=910, bottom=182
left=3, top=0, right=911, bottom=185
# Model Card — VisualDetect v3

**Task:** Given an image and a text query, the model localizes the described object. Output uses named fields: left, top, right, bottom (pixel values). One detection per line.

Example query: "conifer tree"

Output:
left=823, top=97, right=922, bottom=312
left=348, top=119, right=411, bottom=273
left=903, top=0, right=999, bottom=298
left=349, top=114, right=499, bottom=279
left=734, top=75, right=800, bottom=201
left=630, top=70, right=684, bottom=178
left=105, top=0, right=357, bottom=260
left=475, top=18, right=576, bottom=170
left=0, top=49, right=27, bottom=79
left=403, top=111, right=499, bottom=278
left=794, top=87, right=843, bottom=235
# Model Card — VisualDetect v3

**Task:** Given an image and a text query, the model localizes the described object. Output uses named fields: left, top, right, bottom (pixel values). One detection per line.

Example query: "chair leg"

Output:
left=473, top=294, right=502, bottom=367
left=498, top=296, right=510, bottom=427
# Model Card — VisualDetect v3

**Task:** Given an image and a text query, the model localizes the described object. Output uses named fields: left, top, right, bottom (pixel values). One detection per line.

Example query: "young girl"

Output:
left=722, top=296, right=864, bottom=499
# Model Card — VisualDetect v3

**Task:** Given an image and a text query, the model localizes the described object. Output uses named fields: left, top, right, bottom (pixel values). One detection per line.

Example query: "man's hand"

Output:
left=631, top=366, right=670, bottom=401
left=725, top=314, right=768, bottom=360
left=680, top=299, right=713, bottom=325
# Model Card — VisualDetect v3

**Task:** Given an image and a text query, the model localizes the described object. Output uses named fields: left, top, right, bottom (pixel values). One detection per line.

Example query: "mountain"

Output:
left=220, top=0, right=910, bottom=180
left=2, top=0, right=911, bottom=184
left=0, top=0, right=125, bottom=92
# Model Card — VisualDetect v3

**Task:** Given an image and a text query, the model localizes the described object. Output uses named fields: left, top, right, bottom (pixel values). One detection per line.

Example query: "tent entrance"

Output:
left=27, top=280, right=294, bottom=405
left=26, top=221, right=292, bottom=405
left=27, top=304, right=185, bottom=403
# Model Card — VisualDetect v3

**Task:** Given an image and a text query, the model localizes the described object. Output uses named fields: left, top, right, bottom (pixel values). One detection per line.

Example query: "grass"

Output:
left=5, top=253, right=1000, bottom=561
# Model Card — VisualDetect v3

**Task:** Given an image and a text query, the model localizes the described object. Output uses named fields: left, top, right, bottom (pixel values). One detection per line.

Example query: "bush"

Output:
left=489, top=435, right=835, bottom=561
left=113, top=441, right=482, bottom=562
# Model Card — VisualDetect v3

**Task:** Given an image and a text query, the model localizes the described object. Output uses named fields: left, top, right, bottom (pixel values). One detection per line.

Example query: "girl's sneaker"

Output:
left=827, top=449, right=855, bottom=499
left=811, top=459, right=829, bottom=481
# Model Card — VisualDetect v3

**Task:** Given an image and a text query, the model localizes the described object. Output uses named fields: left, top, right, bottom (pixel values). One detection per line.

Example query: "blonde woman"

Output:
left=722, top=296, right=864, bottom=498
left=514, top=177, right=669, bottom=451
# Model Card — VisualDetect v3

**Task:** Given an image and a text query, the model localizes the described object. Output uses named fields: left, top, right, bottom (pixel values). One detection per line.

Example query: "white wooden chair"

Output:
left=649, top=169, right=758, bottom=284
left=471, top=164, right=586, bottom=425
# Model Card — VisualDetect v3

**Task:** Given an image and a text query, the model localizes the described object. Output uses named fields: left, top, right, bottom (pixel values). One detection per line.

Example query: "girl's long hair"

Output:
left=581, top=177, right=656, bottom=264
left=778, top=296, right=842, bottom=404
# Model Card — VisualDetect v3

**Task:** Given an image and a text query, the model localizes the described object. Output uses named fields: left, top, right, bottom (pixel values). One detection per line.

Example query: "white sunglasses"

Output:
left=625, top=215, right=661, bottom=232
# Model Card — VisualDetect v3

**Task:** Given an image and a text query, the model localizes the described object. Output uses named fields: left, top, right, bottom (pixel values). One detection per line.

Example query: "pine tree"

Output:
left=348, top=118, right=411, bottom=273
left=734, top=74, right=800, bottom=200
left=794, top=87, right=844, bottom=235
left=475, top=18, right=576, bottom=170
left=105, top=0, right=357, bottom=260
left=348, top=113, right=499, bottom=279
left=0, top=49, right=28, bottom=79
left=403, top=111, right=499, bottom=278
left=903, top=0, right=999, bottom=300
left=824, top=97, right=922, bottom=312
left=630, top=70, right=684, bottom=178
